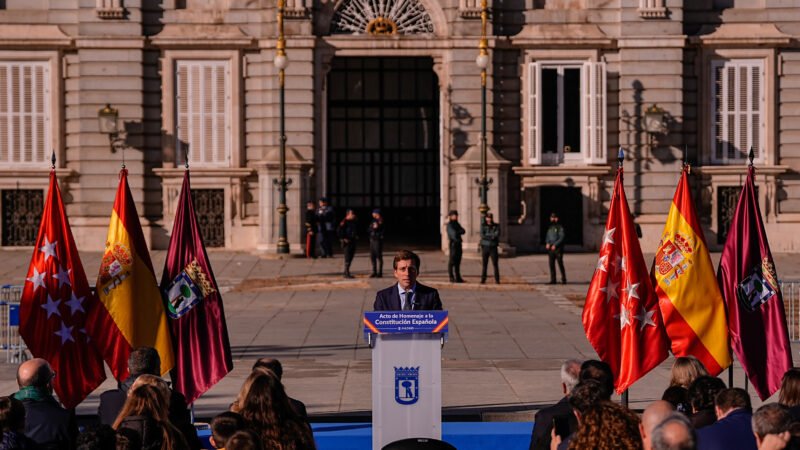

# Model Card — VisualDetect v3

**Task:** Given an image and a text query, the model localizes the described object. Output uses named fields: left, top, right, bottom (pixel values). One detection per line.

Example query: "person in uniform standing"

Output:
left=338, top=209, right=358, bottom=278
left=368, top=209, right=384, bottom=278
left=480, top=212, right=500, bottom=284
left=304, top=201, right=317, bottom=259
left=316, top=197, right=335, bottom=258
left=545, top=212, right=567, bottom=284
left=446, top=210, right=465, bottom=283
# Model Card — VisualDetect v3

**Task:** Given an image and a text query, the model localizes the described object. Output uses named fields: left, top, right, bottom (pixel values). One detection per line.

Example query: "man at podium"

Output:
left=373, top=250, right=443, bottom=311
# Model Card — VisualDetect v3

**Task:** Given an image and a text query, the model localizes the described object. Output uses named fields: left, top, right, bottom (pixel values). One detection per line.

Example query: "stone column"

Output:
left=452, top=138, right=513, bottom=256
left=255, top=147, right=313, bottom=254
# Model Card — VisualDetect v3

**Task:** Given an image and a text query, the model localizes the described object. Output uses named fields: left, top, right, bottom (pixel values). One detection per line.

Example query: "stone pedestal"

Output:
left=255, top=148, right=313, bottom=254
left=452, top=142, right=514, bottom=256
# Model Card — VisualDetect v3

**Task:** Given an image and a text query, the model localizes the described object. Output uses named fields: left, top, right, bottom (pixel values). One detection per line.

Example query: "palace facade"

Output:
left=1, top=0, right=799, bottom=253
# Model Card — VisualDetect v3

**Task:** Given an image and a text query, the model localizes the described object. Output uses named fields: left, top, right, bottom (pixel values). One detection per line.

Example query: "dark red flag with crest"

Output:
left=583, top=157, right=669, bottom=393
left=160, top=170, right=233, bottom=403
left=718, top=164, right=792, bottom=400
left=20, top=170, right=106, bottom=409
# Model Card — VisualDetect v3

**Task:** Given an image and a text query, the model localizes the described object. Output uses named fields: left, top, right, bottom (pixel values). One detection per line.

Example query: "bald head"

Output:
left=651, top=413, right=696, bottom=450
left=16, top=358, right=53, bottom=390
left=641, top=400, right=676, bottom=450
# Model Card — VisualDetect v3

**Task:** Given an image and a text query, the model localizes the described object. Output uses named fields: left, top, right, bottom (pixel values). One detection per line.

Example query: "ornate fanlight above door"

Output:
left=331, top=0, right=435, bottom=35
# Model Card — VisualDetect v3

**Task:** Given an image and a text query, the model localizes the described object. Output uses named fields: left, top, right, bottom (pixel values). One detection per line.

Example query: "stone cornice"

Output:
left=151, top=24, right=256, bottom=48
left=0, top=25, right=72, bottom=48
left=617, top=36, right=687, bottom=49
left=514, top=165, right=613, bottom=187
left=153, top=167, right=255, bottom=179
left=691, top=23, right=792, bottom=47
left=0, top=167, right=76, bottom=179
left=74, top=37, right=146, bottom=49
left=694, top=165, right=791, bottom=177
left=511, top=24, right=615, bottom=48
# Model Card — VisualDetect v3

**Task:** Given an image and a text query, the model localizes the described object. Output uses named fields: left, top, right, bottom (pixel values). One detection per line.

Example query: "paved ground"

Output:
left=0, top=246, right=798, bottom=421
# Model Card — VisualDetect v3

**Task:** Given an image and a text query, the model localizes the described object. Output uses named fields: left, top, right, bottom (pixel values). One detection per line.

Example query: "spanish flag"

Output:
left=90, top=168, right=174, bottom=380
left=653, top=167, right=731, bottom=376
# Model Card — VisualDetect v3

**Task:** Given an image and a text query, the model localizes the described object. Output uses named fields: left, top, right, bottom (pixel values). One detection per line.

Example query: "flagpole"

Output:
left=618, top=147, right=630, bottom=409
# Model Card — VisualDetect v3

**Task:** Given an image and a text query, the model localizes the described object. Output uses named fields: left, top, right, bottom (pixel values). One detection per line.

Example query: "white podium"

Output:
left=364, top=311, right=449, bottom=450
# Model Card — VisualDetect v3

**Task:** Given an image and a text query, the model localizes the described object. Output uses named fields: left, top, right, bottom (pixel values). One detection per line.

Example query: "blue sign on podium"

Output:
left=363, top=311, right=449, bottom=337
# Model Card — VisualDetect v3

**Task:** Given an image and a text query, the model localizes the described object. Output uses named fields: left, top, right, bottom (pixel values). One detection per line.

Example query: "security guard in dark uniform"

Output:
left=545, top=212, right=567, bottom=284
left=446, top=210, right=465, bottom=283
left=338, top=209, right=358, bottom=278
left=368, top=209, right=384, bottom=278
left=480, top=212, right=500, bottom=284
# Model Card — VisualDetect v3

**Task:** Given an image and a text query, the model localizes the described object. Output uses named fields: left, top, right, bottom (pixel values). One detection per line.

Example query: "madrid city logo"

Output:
left=738, top=257, right=780, bottom=313
left=394, top=366, right=420, bottom=405
left=165, top=259, right=216, bottom=319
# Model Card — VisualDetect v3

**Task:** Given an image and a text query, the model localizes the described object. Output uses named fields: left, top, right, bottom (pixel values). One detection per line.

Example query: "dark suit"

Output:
left=696, top=409, right=757, bottom=450
left=373, top=283, right=443, bottom=311
left=529, top=396, right=576, bottom=450
left=18, top=395, right=77, bottom=450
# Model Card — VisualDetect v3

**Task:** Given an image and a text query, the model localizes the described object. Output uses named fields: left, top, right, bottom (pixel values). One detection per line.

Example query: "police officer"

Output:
left=338, top=209, right=358, bottom=278
left=545, top=212, right=567, bottom=284
left=480, top=212, right=500, bottom=284
left=304, top=201, right=317, bottom=259
left=446, top=210, right=465, bottom=283
left=368, top=209, right=384, bottom=278
left=316, top=197, right=335, bottom=258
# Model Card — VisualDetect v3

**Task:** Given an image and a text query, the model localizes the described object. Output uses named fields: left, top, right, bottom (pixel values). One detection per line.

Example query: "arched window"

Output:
left=331, top=0, right=435, bottom=35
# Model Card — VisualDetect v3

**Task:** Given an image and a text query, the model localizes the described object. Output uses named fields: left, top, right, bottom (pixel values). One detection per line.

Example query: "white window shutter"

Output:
left=583, top=61, right=607, bottom=164
left=176, top=60, right=229, bottom=167
left=0, top=62, right=49, bottom=166
left=528, top=62, right=541, bottom=165
left=711, top=59, right=764, bottom=164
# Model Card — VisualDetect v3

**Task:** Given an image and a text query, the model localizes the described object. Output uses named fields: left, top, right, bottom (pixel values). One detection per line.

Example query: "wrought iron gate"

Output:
left=191, top=189, right=225, bottom=247
left=2, top=190, right=43, bottom=246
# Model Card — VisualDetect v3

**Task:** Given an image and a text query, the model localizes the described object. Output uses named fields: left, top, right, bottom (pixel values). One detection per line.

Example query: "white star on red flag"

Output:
left=635, top=306, right=657, bottom=331
left=40, top=237, right=58, bottom=262
left=616, top=308, right=633, bottom=329
left=40, top=295, right=62, bottom=319
left=54, top=321, right=74, bottom=345
left=603, top=227, right=616, bottom=246
left=26, top=268, right=47, bottom=292
left=52, top=266, right=71, bottom=289
left=65, top=292, right=85, bottom=316
left=624, top=280, right=640, bottom=300
left=600, top=278, right=620, bottom=304
left=596, top=255, right=609, bottom=273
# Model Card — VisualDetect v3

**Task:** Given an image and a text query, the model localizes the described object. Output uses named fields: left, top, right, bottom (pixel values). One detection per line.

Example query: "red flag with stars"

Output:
left=582, top=163, right=669, bottom=393
left=20, top=170, right=106, bottom=409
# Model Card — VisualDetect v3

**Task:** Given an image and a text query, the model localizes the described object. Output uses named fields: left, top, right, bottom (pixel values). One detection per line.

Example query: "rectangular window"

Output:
left=711, top=59, right=764, bottom=164
left=175, top=60, right=230, bottom=167
left=528, top=61, right=605, bottom=165
left=0, top=62, right=51, bottom=166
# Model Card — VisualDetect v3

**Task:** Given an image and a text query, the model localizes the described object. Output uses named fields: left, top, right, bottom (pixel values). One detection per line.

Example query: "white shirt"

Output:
left=397, top=283, right=417, bottom=310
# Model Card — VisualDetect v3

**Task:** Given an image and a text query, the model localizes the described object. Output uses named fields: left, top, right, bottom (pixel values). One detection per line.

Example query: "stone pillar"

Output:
left=452, top=138, right=513, bottom=256
left=255, top=148, right=313, bottom=254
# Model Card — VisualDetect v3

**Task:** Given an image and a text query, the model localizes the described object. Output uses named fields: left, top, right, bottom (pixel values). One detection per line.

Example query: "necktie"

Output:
left=403, top=291, right=412, bottom=310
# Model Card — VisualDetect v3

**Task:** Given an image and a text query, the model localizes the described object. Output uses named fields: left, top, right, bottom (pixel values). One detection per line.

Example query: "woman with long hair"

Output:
left=568, top=401, right=643, bottom=450
left=669, top=356, right=709, bottom=388
left=780, top=368, right=800, bottom=421
left=236, top=371, right=315, bottom=450
left=113, top=384, right=188, bottom=450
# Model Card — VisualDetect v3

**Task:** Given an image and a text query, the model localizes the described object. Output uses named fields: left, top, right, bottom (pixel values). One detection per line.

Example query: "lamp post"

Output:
left=474, top=0, right=491, bottom=220
left=273, top=0, right=291, bottom=254
left=97, top=104, right=126, bottom=154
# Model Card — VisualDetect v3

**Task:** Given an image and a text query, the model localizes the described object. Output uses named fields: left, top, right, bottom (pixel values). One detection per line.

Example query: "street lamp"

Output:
left=97, top=104, right=126, bottom=153
left=273, top=0, right=292, bottom=254
left=474, top=0, right=492, bottom=219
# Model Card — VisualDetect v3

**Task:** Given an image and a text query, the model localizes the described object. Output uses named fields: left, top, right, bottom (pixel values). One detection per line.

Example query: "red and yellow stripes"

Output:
left=654, top=171, right=731, bottom=375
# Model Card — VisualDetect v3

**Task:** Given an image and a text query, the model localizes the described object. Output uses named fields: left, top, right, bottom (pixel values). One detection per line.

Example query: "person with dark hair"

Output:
left=528, top=359, right=582, bottom=450
left=235, top=371, right=315, bottom=450
left=210, top=412, right=245, bottom=450
left=113, top=384, right=189, bottom=450
left=225, top=430, right=264, bottom=450
left=13, top=358, right=77, bottom=450
left=578, top=360, right=614, bottom=400
left=780, top=368, right=800, bottom=420
left=446, top=210, right=465, bottom=283
left=688, top=376, right=726, bottom=429
left=544, top=212, right=566, bottom=285
left=662, top=385, right=691, bottom=414
left=752, top=404, right=793, bottom=448
left=368, top=209, right=385, bottom=278
left=251, top=358, right=308, bottom=421
left=565, top=400, right=643, bottom=450
left=696, top=388, right=756, bottom=450
left=97, top=347, right=199, bottom=448
left=316, top=197, right=335, bottom=258
left=479, top=212, right=500, bottom=284
left=304, top=201, right=318, bottom=259
left=75, top=425, right=117, bottom=450
left=373, top=250, right=443, bottom=311
left=0, top=395, right=35, bottom=449
left=550, top=379, right=608, bottom=450
left=337, top=209, right=358, bottom=278
left=651, top=412, right=697, bottom=450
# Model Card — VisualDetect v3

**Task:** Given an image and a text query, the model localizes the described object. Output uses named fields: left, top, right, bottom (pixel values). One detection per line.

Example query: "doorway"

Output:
left=539, top=186, right=583, bottom=247
left=326, top=57, right=440, bottom=245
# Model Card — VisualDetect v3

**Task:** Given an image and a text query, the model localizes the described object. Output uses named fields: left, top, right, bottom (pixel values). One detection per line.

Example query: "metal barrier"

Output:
left=784, top=281, right=800, bottom=342
left=0, top=285, right=26, bottom=363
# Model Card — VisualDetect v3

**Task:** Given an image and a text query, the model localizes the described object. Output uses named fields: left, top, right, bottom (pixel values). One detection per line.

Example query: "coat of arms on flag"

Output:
left=166, top=259, right=216, bottom=319
left=655, top=233, right=694, bottom=286
left=394, top=366, right=420, bottom=405
left=737, top=257, right=780, bottom=312
left=98, top=243, right=133, bottom=296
